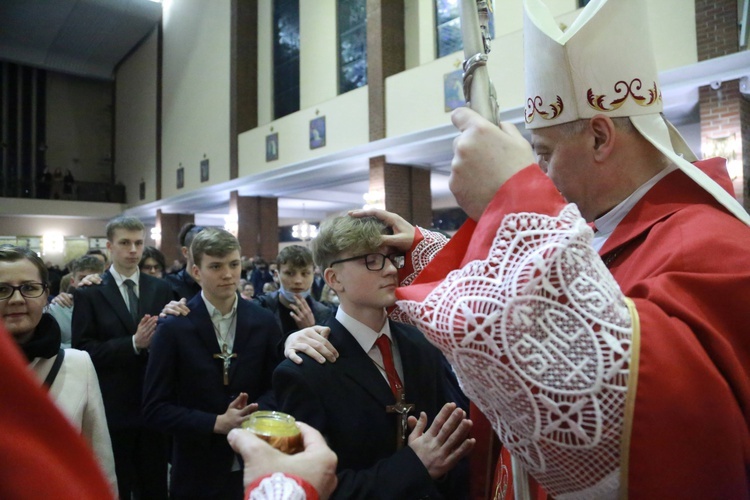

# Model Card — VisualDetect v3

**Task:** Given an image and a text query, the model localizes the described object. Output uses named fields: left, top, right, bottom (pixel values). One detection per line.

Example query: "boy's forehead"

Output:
left=112, top=228, right=144, bottom=241
left=280, top=262, right=313, bottom=272
left=202, top=250, right=240, bottom=265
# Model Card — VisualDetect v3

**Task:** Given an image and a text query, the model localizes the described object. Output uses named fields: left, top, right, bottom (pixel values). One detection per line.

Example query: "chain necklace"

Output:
left=212, top=308, right=237, bottom=351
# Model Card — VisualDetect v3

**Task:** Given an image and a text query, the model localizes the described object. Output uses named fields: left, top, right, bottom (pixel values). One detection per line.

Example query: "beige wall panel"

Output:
left=162, top=0, right=231, bottom=198
left=299, top=0, right=337, bottom=108
left=238, top=86, right=369, bottom=176
left=115, top=29, right=159, bottom=206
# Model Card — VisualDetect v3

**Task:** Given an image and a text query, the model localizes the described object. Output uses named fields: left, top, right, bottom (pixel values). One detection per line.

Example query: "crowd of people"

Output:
left=1, top=0, right=748, bottom=498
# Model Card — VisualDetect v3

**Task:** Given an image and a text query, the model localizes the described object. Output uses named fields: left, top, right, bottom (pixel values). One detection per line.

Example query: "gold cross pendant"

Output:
left=213, top=344, right=237, bottom=385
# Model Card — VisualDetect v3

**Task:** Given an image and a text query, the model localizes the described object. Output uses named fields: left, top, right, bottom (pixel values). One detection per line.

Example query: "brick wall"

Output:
left=695, top=0, right=746, bottom=207
left=370, top=156, right=432, bottom=227
left=695, top=0, right=739, bottom=61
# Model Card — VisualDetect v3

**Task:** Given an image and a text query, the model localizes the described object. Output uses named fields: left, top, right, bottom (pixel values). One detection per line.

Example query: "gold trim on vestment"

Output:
left=619, top=297, right=641, bottom=500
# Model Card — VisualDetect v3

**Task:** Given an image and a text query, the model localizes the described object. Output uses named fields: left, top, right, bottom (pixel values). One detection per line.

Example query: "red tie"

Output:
left=375, top=335, right=403, bottom=399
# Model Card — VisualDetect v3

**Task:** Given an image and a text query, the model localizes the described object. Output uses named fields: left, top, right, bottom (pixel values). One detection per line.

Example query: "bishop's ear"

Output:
left=589, top=114, right=617, bottom=161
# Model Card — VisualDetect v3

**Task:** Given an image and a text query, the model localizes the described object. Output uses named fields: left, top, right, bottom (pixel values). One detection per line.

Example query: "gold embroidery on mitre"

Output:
left=525, top=95, right=565, bottom=124
left=587, top=79, right=661, bottom=112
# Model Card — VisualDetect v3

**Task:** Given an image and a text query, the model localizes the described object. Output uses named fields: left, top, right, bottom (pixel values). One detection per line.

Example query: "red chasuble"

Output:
left=396, top=160, right=750, bottom=498
left=0, top=323, right=114, bottom=499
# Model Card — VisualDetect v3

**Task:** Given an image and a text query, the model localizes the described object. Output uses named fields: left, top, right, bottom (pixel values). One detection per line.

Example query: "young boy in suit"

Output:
left=273, top=215, right=474, bottom=499
left=143, top=227, right=284, bottom=499
left=253, top=245, right=332, bottom=338
left=72, top=215, right=173, bottom=500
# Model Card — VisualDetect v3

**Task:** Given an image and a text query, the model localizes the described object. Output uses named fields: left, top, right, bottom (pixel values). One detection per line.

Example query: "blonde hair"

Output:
left=311, top=214, right=390, bottom=270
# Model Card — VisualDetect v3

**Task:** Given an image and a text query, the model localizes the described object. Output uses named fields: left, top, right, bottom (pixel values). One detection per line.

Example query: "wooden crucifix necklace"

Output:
left=212, top=310, right=237, bottom=386
left=373, top=353, right=415, bottom=449
left=387, top=388, right=415, bottom=449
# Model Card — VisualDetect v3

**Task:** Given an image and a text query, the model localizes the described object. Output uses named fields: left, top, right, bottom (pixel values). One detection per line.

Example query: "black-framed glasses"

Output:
left=0, top=282, right=48, bottom=300
left=329, top=253, right=405, bottom=271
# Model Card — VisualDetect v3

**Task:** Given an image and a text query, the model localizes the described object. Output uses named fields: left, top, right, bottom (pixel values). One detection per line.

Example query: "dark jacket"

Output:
left=72, top=270, right=173, bottom=429
left=273, top=317, right=468, bottom=499
left=143, top=293, right=284, bottom=497
left=254, top=290, right=332, bottom=338
left=165, top=268, right=201, bottom=301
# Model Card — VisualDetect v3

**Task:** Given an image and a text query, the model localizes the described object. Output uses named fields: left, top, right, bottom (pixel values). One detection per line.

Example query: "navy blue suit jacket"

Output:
left=142, top=293, right=283, bottom=498
left=273, top=317, right=468, bottom=499
left=72, top=270, right=173, bottom=429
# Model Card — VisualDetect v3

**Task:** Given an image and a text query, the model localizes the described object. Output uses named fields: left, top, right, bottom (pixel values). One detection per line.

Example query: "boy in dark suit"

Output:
left=273, top=215, right=474, bottom=499
left=72, top=215, right=174, bottom=500
left=253, top=245, right=332, bottom=338
left=143, top=227, right=284, bottom=499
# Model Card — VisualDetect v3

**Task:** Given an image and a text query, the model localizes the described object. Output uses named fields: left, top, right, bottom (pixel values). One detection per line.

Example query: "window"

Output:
left=578, top=0, right=591, bottom=6
left=435, top=0, right=494, bottom=58
left=337, top=0, right=367, bottom=94
left=436, top=0, right=462, bottom=57
left=273, top=0, right=300, bottom=119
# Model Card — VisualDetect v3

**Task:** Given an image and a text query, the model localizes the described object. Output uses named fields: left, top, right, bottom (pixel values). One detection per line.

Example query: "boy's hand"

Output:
left=408, top=403, right=475, bottom=479
left=159, top=298, right=191, bottom=318
left=133, top=314, right=158, bottom=350
left=288, top=295, right=316, bottom=329
left=284, top=326, right=338, bottom=364
left=214, top=393, right=257, bottom=434
left=79, top=273, right=103, bottom=287
left=51, top=292, right=74, bottom=308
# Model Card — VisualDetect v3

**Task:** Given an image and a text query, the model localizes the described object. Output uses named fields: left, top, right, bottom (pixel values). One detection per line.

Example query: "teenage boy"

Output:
left=143, top=227, right=284, bottom=499
left=273, top=215, right=474, bottom=499
left=48, top=254, right=105, bottom=348
left=254, top=245, right=332, bottom=338
left=72, top=215, right=174, bottom=500
left=165, top=223, right=205, bottom=300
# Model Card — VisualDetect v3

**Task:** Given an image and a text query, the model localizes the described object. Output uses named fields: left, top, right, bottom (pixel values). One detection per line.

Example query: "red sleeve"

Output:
left=397, top=164, right=565, bottom=304
left=0, top=324, right=113, bottom=499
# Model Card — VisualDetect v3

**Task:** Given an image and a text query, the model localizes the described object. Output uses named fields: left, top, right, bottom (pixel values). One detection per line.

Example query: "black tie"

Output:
left=123, top=279, right=139, bottom=323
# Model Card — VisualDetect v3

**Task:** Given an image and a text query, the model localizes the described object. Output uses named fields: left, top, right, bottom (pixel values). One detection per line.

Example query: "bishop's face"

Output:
left=531, top=123, right=599, bottom=221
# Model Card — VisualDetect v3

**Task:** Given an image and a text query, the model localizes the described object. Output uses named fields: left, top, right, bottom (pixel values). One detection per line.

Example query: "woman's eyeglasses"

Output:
left=0, top=282, right=48, bottom=300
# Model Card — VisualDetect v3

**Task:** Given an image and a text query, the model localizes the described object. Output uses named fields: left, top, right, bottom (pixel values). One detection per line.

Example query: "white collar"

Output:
left=109, top=266, right=140, bottom=287
left=201, top=291, right=238, bottom=320
left=335, top=306, right=392, bottom=353
left=592, top=163, right=677, bottom=251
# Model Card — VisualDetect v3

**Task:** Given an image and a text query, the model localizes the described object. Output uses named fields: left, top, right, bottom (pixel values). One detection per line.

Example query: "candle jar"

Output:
left=242, top=411, right=303, bottom=454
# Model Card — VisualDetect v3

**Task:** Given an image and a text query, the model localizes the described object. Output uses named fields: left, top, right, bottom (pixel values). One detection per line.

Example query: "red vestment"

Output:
left=0, top=323, right=113, bottom=499
left=396, top=159, right=750, bottom=498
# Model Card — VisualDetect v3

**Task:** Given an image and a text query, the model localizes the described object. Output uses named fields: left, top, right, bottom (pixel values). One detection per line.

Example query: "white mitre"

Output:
left=523, top=0, right=750, bottom=225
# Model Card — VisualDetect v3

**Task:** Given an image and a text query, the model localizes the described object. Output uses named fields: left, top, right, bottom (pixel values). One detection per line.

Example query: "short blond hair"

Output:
left=311, top=214, right=389, bottom=270
left=190, top=228, right=240, bottom=267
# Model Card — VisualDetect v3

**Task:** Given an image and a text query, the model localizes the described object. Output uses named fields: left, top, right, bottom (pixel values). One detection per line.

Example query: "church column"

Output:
left=369, top=155, right=432, bottom=228
left=155, top=209, right=194, bottom=266
left=229, top=191, right=278, bottom=261
left=366, top=0, right=405, bottom=141
left=695, top=0, right=747, bottom=208
left=365, top=2, right=429, bottom=227
left=230, top=0, right=258, bottom=180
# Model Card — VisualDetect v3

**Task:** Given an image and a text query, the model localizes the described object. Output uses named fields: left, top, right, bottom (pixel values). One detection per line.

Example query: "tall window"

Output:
left=337, top=0, right=367, bottom=94
left=436, top=0, right=462, bottom=57
left=273, top=0, right=300, bottom=119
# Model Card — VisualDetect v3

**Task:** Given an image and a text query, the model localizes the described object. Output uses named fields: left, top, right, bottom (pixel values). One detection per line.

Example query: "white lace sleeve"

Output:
left=401, top=227, right=449, bottom=287
left=248, top=473, right=307, bottom=500
left=396, top=205, right=634, bottom=499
